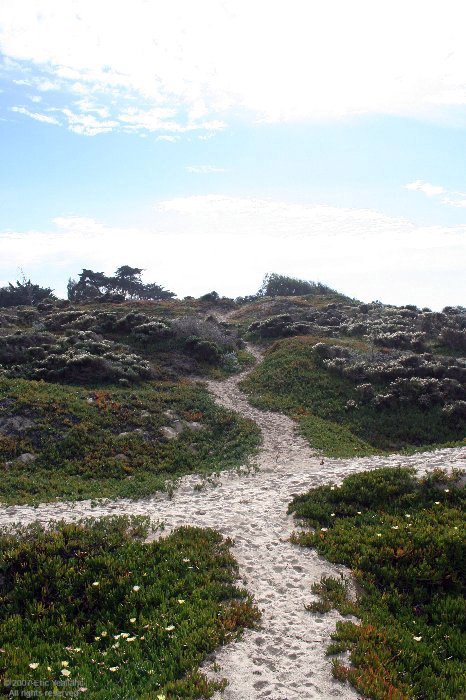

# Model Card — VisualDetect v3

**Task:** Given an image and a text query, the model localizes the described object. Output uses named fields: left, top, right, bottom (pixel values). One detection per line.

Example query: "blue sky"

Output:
left=0, top=1, right=465, bottom=309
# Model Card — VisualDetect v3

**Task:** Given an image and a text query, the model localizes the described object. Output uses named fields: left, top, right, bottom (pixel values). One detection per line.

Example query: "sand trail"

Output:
left=1, top=345, right=464, bottom=699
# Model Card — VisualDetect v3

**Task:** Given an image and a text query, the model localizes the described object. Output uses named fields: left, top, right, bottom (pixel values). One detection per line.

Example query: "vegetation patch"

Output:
left=0, top=517, right=260, bottom=699
left=241, top=336, right=465, bottom=454
left=0, top=304, right=246, bottom=383
left=289, top=467, right=466, bottom=700
left=0, top=377, right=260, bottom=505
left=243, top=297, right=465, bottom=355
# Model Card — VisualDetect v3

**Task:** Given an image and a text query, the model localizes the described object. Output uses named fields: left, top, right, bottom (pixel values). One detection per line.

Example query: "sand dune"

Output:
left=1, top=346, right=464, bottom=699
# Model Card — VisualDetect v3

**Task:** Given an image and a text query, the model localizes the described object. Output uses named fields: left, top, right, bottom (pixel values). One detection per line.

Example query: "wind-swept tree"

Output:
left=67, top=266, right=175, bottom=301
left=137, top=282, right=175, bottom=300
left=0, top=277, right=55, bottom=307
left=67, top=269, right=110, bottom=301
left=110, top=266, right=145, bottom=298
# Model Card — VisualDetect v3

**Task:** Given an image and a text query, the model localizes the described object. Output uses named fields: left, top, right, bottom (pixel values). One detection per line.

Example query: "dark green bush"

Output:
left=184, top=337, right=221, bottom=364
left=258, top=273, right=336, bottom=298
left=0, top=331, right=153, bottom=385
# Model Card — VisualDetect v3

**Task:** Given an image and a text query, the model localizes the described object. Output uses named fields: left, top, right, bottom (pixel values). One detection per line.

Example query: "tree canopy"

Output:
left=67, top=266, right=175, bottom=302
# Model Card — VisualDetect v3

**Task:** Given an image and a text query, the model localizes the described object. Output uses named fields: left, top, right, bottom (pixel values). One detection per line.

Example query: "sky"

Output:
left=0, top=0, right=465, bottom=309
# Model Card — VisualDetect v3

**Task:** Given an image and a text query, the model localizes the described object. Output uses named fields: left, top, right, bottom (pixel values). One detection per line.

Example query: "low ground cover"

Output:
left=241, top=336, right=465, bottom=455
left=0, top=376, right=260, bottom=505
left=0, top=517, right=260, bottom=699
left=289, top=467, right=465, bottom=700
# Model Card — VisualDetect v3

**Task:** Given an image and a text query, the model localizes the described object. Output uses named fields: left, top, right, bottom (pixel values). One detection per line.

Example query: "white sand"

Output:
left=1, top=345, right=464, bottom=699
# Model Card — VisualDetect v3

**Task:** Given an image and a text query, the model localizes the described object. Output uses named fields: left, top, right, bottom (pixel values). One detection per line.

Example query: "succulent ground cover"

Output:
left=241, top=336, right=465, bottom=456
left=0, top=377, right=260, bottom=505
left=0, top=516, right=260, bottom=699
left=289, top=467, right=466, bottom=700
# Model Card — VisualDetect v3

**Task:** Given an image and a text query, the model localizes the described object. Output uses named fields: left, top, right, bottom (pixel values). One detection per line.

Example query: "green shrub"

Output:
left=290, top=468, right=466, bottom=700
left=184, top=337, right=221, bottom=364
left=258, top=273, right=336, bottom=298
left=0, top=331, right=153, bottom=385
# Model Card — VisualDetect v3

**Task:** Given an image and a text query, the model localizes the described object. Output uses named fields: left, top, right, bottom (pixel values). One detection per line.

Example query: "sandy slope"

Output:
left=0, top=345, right=464, bottom=699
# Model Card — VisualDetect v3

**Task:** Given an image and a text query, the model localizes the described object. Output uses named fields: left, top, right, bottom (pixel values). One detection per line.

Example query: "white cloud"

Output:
left=442, top=194, right=466, bottom=208
left=185, top=165, right=226, bottom=174
left=405, top=181, right=445, bottom=197
left=1, top=196, right=464, bottom=309
left=11, top=106, right=60, bottom=125
left=406, top=179, right=466, bottom=208
left=2, top=1, right=466, bottom=135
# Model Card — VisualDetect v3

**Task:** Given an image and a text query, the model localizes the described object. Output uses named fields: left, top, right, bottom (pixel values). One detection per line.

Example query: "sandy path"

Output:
left=0, top=345, right=464, bottom=699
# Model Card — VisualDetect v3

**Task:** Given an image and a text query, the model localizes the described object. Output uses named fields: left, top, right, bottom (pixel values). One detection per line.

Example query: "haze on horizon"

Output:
left=0, top=0, right=465, bottom=310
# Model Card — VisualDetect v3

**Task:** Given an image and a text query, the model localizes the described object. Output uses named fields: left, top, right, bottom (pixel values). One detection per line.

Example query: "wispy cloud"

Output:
left=443, top=194, right=466, bottom=208
left=2, top=2, right=466, bottom=136
left=11, top=106, right=60, bottom=125
left=405, top=179, right=466, bottom=208
left=157, top=135, right=178, bottom=142
left=185, top=165, right=226, bottom=174
left=59, top=108, right=118, bottom=136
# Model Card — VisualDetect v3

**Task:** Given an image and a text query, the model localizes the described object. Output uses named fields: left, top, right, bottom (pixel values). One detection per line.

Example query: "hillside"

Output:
left=0, top=290, right=464, bottom=501
left=0, top=282, right=464, bottom=699
left=240, top=296, right=465, bottom=456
